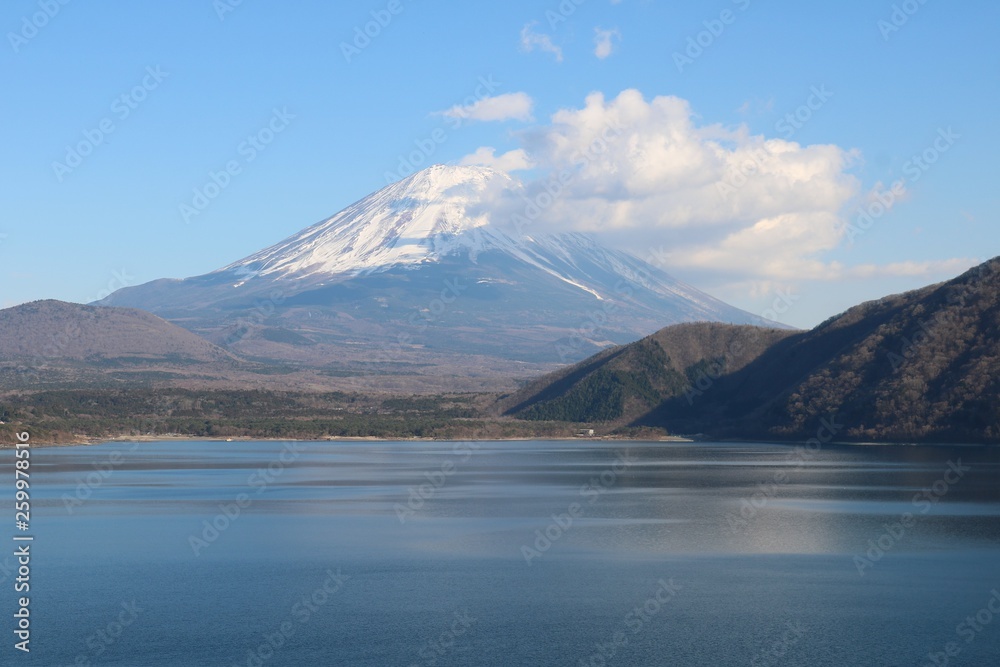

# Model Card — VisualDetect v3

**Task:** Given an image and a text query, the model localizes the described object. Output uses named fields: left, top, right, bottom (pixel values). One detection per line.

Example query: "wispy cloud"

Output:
left=736, top=97, right=775, bottom=115
left=520, top=23, right=563, bottom=62
left=594, top=27, right=621, bottom=59
left=459, top=147, right=533, bottom=172
left=439, top=92, right=534, bottom=123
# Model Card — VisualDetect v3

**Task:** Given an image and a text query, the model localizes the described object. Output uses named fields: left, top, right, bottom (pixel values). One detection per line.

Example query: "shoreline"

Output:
left=2, top=434, right=699, bottom=449
left=4, top=434, right=997, bottom=450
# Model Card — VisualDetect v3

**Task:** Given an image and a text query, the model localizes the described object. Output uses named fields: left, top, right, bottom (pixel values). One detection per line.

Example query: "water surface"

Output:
left=5, top=440, right=999, bottom=666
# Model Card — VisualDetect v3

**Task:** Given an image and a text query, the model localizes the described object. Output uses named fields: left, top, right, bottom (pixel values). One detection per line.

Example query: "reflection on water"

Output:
left=6, top=440, right=1000, bottom=666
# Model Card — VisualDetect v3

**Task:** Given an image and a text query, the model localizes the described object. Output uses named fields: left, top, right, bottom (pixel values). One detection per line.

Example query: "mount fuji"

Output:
left=97, top=165, right=781, bottom=379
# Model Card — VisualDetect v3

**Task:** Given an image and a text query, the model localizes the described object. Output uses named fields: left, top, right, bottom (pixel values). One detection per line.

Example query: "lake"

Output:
left=5, top=439, right=1000, bottom=666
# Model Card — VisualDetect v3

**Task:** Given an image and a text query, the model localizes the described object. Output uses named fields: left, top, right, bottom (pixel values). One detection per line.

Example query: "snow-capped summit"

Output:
left=222, top=165, right=520, bottom=281
left=97, top=164, right=786, bottom=367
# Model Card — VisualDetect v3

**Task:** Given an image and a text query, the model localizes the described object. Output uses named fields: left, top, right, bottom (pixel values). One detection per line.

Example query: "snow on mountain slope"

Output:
left=222, top=165, right=519, bottom=281
left=95, top=164, right=787, bottom=367
left=214, top=164, right=747, bottom=313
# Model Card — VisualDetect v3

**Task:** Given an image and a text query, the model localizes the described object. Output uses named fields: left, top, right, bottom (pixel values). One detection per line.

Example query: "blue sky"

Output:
left=2, top=0, right=996, bottom=328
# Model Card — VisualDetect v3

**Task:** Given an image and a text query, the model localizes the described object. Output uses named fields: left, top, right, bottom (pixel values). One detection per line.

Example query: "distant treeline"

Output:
left=0, top=388, right=617, bottom=444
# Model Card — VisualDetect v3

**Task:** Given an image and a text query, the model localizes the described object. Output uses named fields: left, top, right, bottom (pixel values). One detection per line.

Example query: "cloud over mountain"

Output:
left=459, top=89, right=975, bottom=296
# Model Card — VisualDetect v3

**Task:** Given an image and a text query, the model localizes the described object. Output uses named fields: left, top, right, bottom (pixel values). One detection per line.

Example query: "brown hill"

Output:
left=501, top=323, right=795, bottom=423
left=0, top=301, right=522, bottom=393
left=508, top=257, right=1000, bottom=443
left=0, top=300, right=235, bottom=363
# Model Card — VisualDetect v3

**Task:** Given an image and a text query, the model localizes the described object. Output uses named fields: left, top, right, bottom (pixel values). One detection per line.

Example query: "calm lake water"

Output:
left=4, top=439, right=1000, bottom=666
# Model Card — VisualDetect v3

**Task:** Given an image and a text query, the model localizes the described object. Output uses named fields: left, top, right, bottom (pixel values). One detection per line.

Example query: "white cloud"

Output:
left=838, top=258, right=979, bottom=280
left=594, top=28, right=620, bottom=59
left=510, top=90, right=858, bottom=278
left=459, top=147, right=533, bottom=172
left=440, top=92, right=534, bottom=124
left=457, top=89, right=971, bottom=299
left=458, top=88, right=972, bottom=292
left=520, top=23, right=563, bottom=62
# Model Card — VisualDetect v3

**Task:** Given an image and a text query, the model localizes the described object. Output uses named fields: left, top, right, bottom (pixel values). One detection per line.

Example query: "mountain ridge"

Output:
left=507, top=257, right=1000, bottom=442
left=219, top=165, right=516, bottom=281
left=0, top=300, right=235, bottom=363
left=95, top=165, right=782, bottom=369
